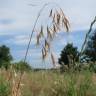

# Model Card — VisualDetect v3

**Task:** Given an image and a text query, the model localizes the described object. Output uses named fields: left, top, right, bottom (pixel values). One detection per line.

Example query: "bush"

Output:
left=14, top=61, right=32, bottom=72
left=0, top=61, right=11, bottom=70
left=89, top=63, right=96, bottom=73
left=0, top=77, right=10, bottom=96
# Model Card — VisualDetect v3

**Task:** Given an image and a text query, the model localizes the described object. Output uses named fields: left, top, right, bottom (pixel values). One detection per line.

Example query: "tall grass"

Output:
left=0, top=75, right=11, bottom=96
left=1, top=69, right=96, bottom=96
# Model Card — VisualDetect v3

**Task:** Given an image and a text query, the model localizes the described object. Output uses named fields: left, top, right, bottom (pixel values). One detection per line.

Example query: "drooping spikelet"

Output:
left=56, top=11, right=61, bottom=25
left=42, top=46, right=47, bottom=60
left=49, top=9, right=53, bottom=17
left=47, top=26, right=53, bottom=40
left=40, top=25, right=44, bottom=37
left=36, top=34, right=41, bottom=45
left=62, top=16, right=70, bottom=32
left=53, top=24, right=57, bottom=33
left=51, top=52, right=55, bottom=66
left=53, top=13, right=56, bottom=23
left=45, top=39, right=50, bottom=50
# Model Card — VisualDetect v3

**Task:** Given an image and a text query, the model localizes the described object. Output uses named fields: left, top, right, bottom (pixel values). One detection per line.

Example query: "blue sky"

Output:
left=0, top=0, right=96, bottom=68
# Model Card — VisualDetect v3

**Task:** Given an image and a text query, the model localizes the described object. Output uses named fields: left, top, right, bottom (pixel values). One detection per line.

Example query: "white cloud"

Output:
left=5, top=34, right=37, bottom=45
left=15, top=48, right=41, bottom=57
left=0, top=0, right=96, bottom=33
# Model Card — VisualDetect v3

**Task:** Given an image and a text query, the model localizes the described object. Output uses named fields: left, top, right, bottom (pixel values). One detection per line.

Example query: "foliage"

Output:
left=0, top=45, right=12, bottom=69
left=58, top=43, right=79, bottom=70
left=0, top=76, right=10, bottom=96
left=20, top=70, right=96, bottom=96
left=0, top=69, right=96, bottom=96
left=14, top=61, right=32, bottom=72
left=89, top=63, right=96, bottom=73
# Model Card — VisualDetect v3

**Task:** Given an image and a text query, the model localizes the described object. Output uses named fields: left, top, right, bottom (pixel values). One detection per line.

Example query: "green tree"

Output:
left=58, top=43, right=79, bottom=69
left=14, top=61, right=32, bottom=72
left=0, top=45, right=12, bottom=69
left=84, top=29, right=96, bottom=62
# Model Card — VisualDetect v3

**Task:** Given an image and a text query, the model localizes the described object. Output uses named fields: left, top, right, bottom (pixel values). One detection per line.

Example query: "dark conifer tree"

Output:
left=0, top=45, right=12, bottom=69
left=58, top=43, right=79, bottom=69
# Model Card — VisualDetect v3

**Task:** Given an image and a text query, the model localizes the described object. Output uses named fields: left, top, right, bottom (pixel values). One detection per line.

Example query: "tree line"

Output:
left=0, top=45, right=32, bottom=71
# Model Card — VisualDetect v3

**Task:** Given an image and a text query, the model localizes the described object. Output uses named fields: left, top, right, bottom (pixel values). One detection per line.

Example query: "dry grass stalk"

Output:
left=53, top=24, right=57, bottom=33
left=47, top=26, right=53, bottom=40
left=39, top=8, right=70, bottom=64
left=42, top=46, right=48, bottom=60
left=63, top=17, right=70, bottom=32
left=51, top=53, right=56, bottom=66
left=52, top=12, right=56, bottom=23
left=40, top=25, right=44, bottom=37
left=45, top=39, right=50, bottom=50
left=14, top=3, right=70, bottom=96
left=56, top=11, right=61, bottom=25
left=34, top=7, right=70, bottom=65
left=0, top=67, right=21, bottom=96
left=7, top=66, right=22, bottom=96
left=32, top=4, right=70, bottom=65
left=36, top=33, right=41, bottom=45
left=49, top=9, right=53, bottom=17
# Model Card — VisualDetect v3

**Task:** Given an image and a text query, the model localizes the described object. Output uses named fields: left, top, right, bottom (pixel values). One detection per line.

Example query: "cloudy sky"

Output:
left=0, top=0, right=96, bottom=68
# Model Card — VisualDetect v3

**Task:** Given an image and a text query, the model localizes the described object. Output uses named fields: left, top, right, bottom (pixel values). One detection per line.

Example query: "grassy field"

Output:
left=0, top=69, right=96, bottom=96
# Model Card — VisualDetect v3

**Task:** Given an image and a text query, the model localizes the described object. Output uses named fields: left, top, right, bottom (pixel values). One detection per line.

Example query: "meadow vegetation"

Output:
left=0, top=3, right=96, bottom=96
left=0, top=68, right=96, bottom=96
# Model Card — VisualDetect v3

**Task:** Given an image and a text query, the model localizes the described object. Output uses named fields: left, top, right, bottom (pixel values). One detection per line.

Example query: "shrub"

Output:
left=89, top=63, right=96, bottom=73
left=0, top=76, right=10, bottom=96
left=14, top=61, right=32, bottom=72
